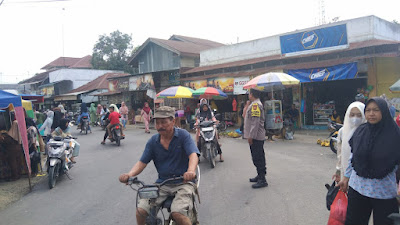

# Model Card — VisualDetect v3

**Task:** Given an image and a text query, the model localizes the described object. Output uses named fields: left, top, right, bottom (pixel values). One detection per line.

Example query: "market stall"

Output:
left=0, top=90, right=32, bottom=187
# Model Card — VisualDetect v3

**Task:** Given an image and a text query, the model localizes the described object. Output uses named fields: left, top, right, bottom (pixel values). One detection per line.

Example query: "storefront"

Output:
left=288, top=62, right=367, bottom=126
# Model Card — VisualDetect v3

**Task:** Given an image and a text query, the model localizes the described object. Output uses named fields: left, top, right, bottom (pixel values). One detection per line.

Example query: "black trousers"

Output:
left=345, top=187, right=399, bottom=225
left=249, top=140, right=266, bottom=177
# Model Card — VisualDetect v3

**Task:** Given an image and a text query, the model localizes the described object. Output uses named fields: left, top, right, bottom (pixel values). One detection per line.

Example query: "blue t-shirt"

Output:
left=140, top=128, right=200, bottom=183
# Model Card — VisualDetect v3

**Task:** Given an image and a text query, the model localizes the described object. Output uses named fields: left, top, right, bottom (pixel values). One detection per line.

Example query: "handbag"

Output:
left=327, top=190, right=348, bottom=225
left=325, top=181, right=339, bottom=211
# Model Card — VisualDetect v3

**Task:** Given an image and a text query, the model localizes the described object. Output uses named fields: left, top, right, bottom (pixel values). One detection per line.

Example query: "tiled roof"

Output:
left=41, top=57, right=81, bottom=70
left=68, top=72, right=130, bottom=93
left=183, top=39, right=400, bottom=74
left=70, top=55, right=93, bottom=68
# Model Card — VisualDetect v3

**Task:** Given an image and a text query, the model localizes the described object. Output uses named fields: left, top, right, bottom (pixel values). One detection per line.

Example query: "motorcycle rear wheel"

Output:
left=116, top=136, right=120, bottom=146
left=48, top=165, right=58, bottom=189
left=220, top=122, right=227, bottom=131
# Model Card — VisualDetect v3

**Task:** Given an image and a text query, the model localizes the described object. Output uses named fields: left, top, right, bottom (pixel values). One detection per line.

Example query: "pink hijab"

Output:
left=120, top=102, right=129, bottom=115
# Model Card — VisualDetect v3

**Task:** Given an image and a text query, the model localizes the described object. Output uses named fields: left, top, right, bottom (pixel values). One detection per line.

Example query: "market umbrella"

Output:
left=389, top=79, right=400, bottom=93
left=192, top=87, right=228, bottom=100
left=156, top=86, right=194, bottom=98
left=243, top=72, right=300, bottom=91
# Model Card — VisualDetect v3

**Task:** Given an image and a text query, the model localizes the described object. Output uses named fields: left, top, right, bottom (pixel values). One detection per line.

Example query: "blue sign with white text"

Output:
left=280, top=24, right=348, bottom=54
left=288, top=62, right=358, bottom=83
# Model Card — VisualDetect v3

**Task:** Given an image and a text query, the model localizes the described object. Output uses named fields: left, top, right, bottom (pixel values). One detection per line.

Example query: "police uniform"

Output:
left=244, top=99, right=267, bottom=188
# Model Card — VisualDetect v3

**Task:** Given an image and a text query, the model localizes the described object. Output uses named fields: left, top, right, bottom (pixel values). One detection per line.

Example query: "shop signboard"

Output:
left=117, top=77, right=129, bottom=91
left=280, top=24, right=348, bottom=55
left=183, top=77, right=234, bottom=93
left=40, top=86, right=54, bottom=97
left=288, top=62, right=358, bottom=83
left=109, top=80, right=118, bottom=92
left=234, top=76, right=250, bottom=95
left=169, top=72, right=180, bottom=86
left=129, top=74, right=155, bottom=91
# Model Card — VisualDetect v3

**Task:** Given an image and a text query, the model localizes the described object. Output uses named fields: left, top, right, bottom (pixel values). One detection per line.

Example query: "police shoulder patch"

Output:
left=251, top=103, right=260, bottom=117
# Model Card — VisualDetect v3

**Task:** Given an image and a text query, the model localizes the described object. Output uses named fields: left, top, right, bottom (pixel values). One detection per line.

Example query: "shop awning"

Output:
left=54, top=91, right=86, bottom=101
left=287, top=62, right=358, bottom=83
left=95, top=91, right=122, bottom=96
left=390, top=79, right=400, bottom=93
left=20, top=94, right=44, bottom=103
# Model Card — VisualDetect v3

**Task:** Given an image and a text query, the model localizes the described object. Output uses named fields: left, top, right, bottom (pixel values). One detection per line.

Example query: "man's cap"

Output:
left=154, top=106, right=175, bottom=119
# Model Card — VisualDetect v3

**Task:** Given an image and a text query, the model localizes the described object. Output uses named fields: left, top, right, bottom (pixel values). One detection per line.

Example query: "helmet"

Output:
left=355, top=93, right=365, bottom=102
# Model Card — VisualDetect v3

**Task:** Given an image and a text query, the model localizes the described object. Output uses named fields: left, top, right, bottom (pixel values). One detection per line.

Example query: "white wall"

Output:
left=200, top=15, right=400, bottom=66
left=49, top=69, right=118, bottom=89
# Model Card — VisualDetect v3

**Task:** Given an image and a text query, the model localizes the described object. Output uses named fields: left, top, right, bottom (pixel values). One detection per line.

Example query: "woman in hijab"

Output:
left=89, top=103, right=97, bottom=126
left=51, top=107, right=63, bottom=132
left=96, top=104, right=102, bottom=120
left=338, top=97, right=400, bottom=225
left=330, top=110, right=342, bottom=124
left=141, top=102, right=152, bottom=133
left=119, top=102, right=129, bottom=130
left=52, top=118, right=80, bottom=163
left=195, top=102, right=223, bottom=162
left=39, top=111, right=54, bottom=136
left=332, top=102, right=365, bottom=182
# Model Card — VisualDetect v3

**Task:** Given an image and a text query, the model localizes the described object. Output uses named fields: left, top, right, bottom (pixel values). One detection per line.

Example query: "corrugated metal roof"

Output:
left=18, top=70, right=53, bottom=84
left=41, top=57, right=81, bottom=70
left=95, top=91, right=122, bottom=96
left=70, top=55, right=93, bottom=68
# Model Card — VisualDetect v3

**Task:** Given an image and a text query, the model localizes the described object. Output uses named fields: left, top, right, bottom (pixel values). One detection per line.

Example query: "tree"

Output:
left=91, top=30, right=135, bottom=73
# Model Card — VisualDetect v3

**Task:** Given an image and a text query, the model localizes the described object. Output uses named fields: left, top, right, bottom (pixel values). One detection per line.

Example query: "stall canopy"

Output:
left=20, top=94, right=44, bottom=103
left=288, top=62, right=358, bottom=83
left=0, top=90, right=31, bottom=174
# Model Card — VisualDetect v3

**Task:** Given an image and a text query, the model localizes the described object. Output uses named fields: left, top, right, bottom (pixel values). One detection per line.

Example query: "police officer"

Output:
left=244, top=89, right=268, bottom=188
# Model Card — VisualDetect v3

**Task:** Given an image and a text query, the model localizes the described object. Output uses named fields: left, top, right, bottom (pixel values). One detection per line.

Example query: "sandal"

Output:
left=101, top=141, right=105, bottom=145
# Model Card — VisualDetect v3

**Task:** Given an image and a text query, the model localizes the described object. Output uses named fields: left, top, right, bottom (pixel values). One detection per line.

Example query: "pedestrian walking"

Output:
left=89, top=103, right=97, bottom=126
left=141, top=102, right=152, bottom=133
left=338, top=97, right=400, bottom=225
left=120, top=102, right=129, bottom=130
left=244, top=89, right=268, bottom=189
left=332, top=102, right=365, bottom=183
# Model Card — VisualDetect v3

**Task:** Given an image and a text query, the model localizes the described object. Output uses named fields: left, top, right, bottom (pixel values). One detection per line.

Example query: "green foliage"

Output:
left=91, top=30, right=135, bottom=73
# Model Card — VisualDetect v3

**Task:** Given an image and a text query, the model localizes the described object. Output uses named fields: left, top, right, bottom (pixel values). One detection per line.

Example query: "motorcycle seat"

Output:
left=162, top=195, right=175, bottom=211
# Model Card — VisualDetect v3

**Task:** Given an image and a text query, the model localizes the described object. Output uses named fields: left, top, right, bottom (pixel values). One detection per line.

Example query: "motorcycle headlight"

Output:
left=138, top=187, right=159, bottom=199
left=203, top=131, right=214, bottom=140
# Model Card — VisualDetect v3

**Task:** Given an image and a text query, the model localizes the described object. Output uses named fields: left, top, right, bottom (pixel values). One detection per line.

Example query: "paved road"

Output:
left=0, top=126, right=335, bottom=225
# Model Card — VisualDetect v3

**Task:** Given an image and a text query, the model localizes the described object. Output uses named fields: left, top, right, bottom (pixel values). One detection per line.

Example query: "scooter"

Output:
left=109, top=124, right=124, bottom=146
left=327, top=122, right=343, bottom=154
left=196, top=119, right=219, bottom=168
left=46, top=136, right=77, bottom=189
left=79, top=116, right=90, bottom=135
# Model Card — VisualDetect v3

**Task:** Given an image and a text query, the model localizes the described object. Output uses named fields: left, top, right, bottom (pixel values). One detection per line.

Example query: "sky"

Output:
left=0, top=0, right=399, bottom=84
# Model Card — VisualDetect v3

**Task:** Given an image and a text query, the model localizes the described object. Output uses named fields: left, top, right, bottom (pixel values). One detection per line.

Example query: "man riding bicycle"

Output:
left=119, top=106, right=200, bottom=225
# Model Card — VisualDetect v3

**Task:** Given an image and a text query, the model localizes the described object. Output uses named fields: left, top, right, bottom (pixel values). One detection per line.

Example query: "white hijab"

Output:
left=340, top=101, right=366, bottom=175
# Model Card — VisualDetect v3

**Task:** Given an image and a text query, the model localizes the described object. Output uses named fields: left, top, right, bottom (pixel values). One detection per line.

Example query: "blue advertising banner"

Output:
left=288, top=62, right=358, bottom=83
left=280, top=24, right=348, bottom=54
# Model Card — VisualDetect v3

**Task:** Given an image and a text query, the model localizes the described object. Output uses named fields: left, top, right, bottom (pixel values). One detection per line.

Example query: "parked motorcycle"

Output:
left=214, top=110, right=234, bottom=132
left=196, top=119, right=219, bottom=168
left=126, top=167, right=200, bottom=225
left=109, top=124, right=124, bottom=146
left=327, top=122, right=343, bottom=154
left=46, top=136, right=77, bottom=189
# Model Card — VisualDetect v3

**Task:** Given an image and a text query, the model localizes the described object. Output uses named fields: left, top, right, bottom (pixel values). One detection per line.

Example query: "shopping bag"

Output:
left=327, top=190, right=348, bottom=225
left=325, top=181, right=339, bottom=210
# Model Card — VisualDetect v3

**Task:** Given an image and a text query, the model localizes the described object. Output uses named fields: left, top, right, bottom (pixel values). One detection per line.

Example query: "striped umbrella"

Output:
left=156, top=86, right=194, bottom=98
left=192, top=87, right=228, bottom=100
left=243, top=72, right=300, bottom=91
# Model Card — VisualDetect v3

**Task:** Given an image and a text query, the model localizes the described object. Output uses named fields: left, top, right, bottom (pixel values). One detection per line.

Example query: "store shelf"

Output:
left=313, top=104, right=335, bottom=125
